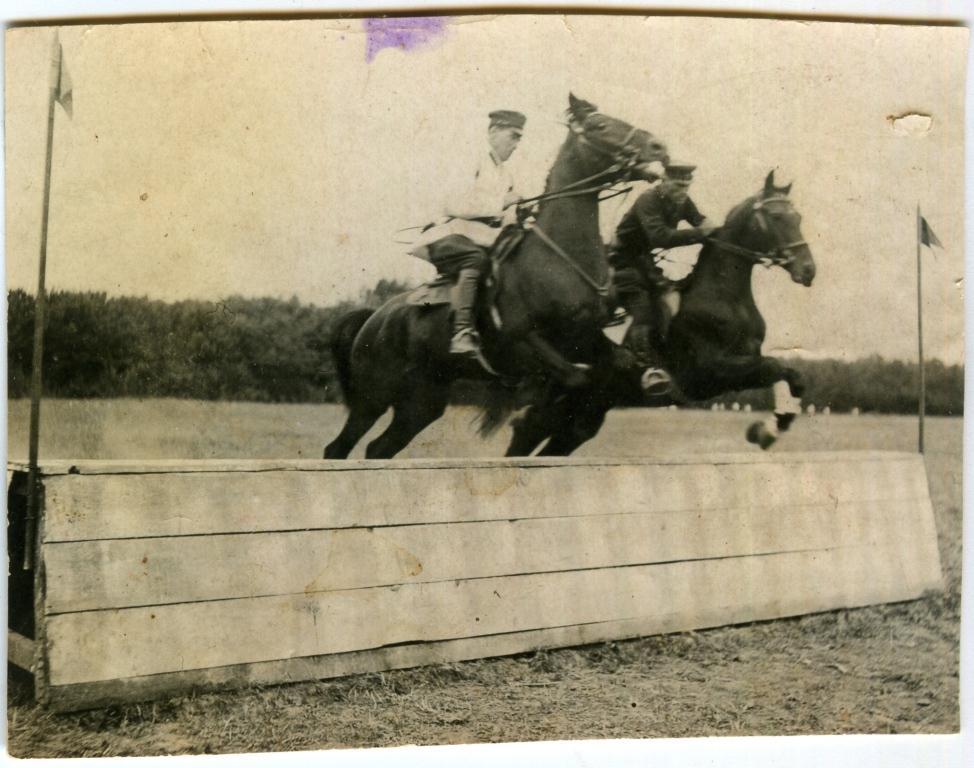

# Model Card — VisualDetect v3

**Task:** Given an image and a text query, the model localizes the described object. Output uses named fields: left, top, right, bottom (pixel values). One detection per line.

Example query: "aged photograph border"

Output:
left=2, top=0, right=970, bottom=766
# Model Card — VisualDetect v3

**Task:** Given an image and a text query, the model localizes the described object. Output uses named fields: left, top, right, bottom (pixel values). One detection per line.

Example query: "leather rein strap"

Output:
left=530, top=223, right=612, bottom=298
left=707, top=195, right=806, bottom=267
left=514, top=120, right=644, bottom=298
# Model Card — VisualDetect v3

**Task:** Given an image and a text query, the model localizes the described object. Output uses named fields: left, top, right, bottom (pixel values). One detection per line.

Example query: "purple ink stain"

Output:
left=364, top=17, right=447, bottom=62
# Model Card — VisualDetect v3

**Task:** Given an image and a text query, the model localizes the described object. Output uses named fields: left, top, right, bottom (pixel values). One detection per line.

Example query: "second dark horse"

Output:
left=325, top=94, right=669, bottom=459
left=505, top=171, right=817, bottom=456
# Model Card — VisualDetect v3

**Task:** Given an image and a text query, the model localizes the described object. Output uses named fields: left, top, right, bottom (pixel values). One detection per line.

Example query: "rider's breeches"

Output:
left=426, top=235, right=490, bottom=277
left=426, top=236, right=489, bottom=336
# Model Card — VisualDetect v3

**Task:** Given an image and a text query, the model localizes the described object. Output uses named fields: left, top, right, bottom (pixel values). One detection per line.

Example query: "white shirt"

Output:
left=410, top=147, right=517, bottom=255
left=445, top=147, right=515, bottom=221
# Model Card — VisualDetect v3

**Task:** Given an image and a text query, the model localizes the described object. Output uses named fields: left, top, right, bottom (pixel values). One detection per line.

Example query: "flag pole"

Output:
left=916, top=203, right=925, bottom=454
left=24, top=36, right=63, bottom=570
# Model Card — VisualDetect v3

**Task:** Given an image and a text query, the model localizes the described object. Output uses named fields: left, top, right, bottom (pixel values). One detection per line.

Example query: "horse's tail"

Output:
left=330, top=308, right=374, bottom=405
left=475, top=383, right=517, bottom=439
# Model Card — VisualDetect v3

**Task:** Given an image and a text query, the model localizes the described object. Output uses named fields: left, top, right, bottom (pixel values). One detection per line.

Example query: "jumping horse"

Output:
left=504, top=171, right=816, bottom=456
left=325, top=94, right=669, bottom=459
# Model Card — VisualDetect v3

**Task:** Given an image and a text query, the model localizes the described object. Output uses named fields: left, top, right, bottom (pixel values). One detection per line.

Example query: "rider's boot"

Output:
left=450, top=268, right=487, bottom=359
left=629, top=323, right=671, bottom=395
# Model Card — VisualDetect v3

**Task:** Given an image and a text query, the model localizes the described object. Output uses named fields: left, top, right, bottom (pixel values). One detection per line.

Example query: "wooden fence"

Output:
left=7, top=451, right=943, bottom=711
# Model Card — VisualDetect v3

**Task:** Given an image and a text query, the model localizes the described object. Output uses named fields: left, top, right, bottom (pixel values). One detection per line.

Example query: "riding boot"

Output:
left=648, top=287, right=671, bottom=352
left=630, top=322, right=671, bottom=395
left=450, top=268, right=484, bottom=357
left=628, top=323, right=655, bottom=368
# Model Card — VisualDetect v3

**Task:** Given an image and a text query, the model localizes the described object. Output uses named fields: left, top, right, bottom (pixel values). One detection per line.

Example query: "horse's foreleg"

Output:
left=727, top=357, right=803, bottom=427
left=698, top=354, right=803, bottom=450
left=522, top=331, right=591, bottom=389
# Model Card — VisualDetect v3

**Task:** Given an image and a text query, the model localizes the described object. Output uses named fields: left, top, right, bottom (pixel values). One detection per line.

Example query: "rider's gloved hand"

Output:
left=699, top=218, right=719, bottom=237
left=515, top=203, right=535, bottom=226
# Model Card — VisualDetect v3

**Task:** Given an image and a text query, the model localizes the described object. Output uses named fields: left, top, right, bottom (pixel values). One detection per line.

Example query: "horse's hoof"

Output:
left=640, top=368, right=671, bottom=396
left=776, top=412, right=797, bottom=433
left=746, top=421, right=777, bottom=450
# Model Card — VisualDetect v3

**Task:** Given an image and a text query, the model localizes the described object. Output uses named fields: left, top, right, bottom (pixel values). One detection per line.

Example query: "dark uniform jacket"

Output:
left=608, top=187, right=707, bottom=287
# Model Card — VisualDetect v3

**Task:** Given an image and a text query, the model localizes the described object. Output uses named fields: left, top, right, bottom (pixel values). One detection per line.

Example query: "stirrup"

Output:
left=450, top=330, right=500, bottom=376
left=450, top=328, right=481, bottom=355
left=640, top=366, right=671, bottom=396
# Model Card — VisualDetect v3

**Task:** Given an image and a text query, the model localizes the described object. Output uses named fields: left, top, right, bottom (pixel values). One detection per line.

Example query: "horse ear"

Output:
left=568, top=93, right=597, bottom=121
left=781, top=182, right=793, bottom=195
left=764, top=170, right=776, bottom=195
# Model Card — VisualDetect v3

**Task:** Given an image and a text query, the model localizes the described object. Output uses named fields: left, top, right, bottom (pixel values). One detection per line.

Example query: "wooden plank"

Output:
left=886, top=490, right=945, bottom=593
left=9, top=450, right=919, bottom=476
left=39, top=572, right=913, bottom=713
left=41, top=454, right=924, bottom=542
left=8, top=630, right=35, bottom=672
left=46, top=541, right=938, bottom=686
left=43, top=497, right=923, bottom=614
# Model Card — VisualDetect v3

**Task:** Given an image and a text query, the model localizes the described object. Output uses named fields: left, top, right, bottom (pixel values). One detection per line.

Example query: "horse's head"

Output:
left=566, top=93, right=669, bottom=182
left=725, top=171, right=815, bottom=286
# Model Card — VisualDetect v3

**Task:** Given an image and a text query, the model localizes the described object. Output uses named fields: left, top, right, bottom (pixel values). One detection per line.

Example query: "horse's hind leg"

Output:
left=365, top=384, right=449, bottom=459
left=324, top=402, right=386, bottom=459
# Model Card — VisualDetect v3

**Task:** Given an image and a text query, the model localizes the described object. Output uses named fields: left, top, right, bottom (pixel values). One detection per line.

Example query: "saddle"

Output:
left=604, top=264, right=683, bottom=346
left=404, top=224, right=526, bottom=312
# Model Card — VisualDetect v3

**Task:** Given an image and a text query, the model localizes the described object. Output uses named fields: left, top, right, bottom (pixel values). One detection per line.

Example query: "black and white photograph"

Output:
left=3, top=8, right=966, bottom=762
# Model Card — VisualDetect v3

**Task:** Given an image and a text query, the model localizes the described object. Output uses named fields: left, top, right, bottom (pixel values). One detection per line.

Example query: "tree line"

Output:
left=6, top=287, right=963, bottom=415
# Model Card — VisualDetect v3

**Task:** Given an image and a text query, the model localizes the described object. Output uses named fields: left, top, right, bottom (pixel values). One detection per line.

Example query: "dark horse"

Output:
left=504, top=171, right=817, bottom=456
left=325, top=94, right=669, bottom=459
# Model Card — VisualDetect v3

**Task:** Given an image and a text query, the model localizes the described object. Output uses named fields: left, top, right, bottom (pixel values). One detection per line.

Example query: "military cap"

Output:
left=489, top=110, right=527, bottom=131
left=664, top=163, right=696, bottom=181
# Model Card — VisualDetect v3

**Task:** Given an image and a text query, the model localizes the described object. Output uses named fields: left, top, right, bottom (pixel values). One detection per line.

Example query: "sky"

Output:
left=4, top=15, right=967, bottom=363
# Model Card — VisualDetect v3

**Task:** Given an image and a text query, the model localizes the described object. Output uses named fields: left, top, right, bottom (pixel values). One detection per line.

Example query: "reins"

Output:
left=704, top=195, right=807, bottom=268
left=509, top=160, right=635, bottom=210
left=530, top=223, right=612, bottom=297
left=511, top=118, right=646, bottom=298
left=508, top=119, right=644, bottom=210
left=705, top=236, right=787, bottom=267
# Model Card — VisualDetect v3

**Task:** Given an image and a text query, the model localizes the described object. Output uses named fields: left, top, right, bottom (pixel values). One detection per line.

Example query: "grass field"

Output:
left=6, top=399, right=962, bottom=756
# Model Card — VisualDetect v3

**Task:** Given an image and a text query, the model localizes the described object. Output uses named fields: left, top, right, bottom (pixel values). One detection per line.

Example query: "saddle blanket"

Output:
left=405, top=279, right=681, bottom=338
left=405, top=279, right=453, bottom=308
left=404, top=225, right=526, bottom=310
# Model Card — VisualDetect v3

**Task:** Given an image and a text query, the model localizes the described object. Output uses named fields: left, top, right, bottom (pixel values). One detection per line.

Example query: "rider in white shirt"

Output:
left=410, top=110, right=525, bottom=360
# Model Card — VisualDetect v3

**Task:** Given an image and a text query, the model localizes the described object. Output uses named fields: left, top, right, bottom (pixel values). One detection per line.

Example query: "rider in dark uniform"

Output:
left=608, top=163, right=717, bottom=392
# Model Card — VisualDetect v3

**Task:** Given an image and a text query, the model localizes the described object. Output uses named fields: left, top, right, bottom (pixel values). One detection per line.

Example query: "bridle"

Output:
left=708, top=194, right=807, bottom=268
left=513, top=113, right=654, bottom=210
left=513, top=113, right=659, bottom=298
left=575, top=115, right=643, bottom=166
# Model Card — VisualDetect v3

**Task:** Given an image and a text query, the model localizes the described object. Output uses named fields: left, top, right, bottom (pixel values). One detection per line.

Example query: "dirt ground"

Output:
left=5, top=403, right=962, bottom=757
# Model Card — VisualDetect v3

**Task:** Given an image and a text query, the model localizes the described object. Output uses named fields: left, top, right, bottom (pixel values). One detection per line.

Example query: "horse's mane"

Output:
left=676, top=193, right=758, bottom=294
left=720, top=193, right=759, bottom=234
left=541, top=126, right=578, bottom=194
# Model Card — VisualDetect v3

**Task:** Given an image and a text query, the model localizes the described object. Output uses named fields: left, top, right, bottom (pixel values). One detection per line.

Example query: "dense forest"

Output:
left=6, top=287, right=964, bottom=415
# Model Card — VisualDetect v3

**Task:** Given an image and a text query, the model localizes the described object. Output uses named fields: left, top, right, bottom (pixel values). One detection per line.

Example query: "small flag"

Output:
left=919, top=215, right=942, bottom=250
left=55, top=43, right=72, bottom=118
